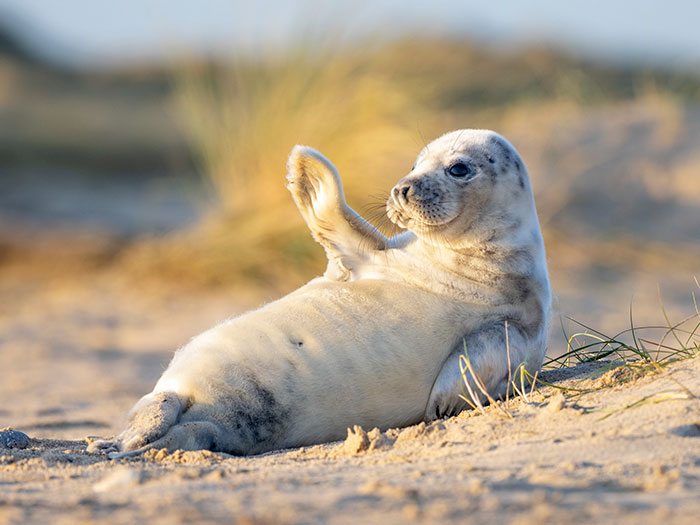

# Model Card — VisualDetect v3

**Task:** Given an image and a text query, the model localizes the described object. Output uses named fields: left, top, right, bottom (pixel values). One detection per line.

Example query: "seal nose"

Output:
left=393, top=183, right=413, bottom=204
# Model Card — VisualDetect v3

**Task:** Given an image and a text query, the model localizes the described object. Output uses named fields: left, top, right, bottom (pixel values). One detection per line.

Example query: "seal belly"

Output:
left=155, top=278, right=461, bottom=449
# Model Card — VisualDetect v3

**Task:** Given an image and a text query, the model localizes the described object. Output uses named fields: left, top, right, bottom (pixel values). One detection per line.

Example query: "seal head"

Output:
left=388, top=129, right=532, bottom=246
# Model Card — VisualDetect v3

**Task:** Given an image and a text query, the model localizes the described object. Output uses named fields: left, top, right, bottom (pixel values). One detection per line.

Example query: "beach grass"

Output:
left=122, top=37, right=700, bottom=287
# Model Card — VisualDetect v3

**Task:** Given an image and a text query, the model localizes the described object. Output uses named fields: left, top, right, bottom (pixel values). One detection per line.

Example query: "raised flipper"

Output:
left=286, top=145, right=388, bottom=281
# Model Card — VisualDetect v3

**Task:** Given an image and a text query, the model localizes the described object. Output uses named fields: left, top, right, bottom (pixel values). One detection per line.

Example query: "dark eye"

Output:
left=447, top=162, right=471, bottom=178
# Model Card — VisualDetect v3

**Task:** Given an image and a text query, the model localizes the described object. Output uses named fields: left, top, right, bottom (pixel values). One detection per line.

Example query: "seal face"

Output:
left=89, top=129, right=551, bottom=458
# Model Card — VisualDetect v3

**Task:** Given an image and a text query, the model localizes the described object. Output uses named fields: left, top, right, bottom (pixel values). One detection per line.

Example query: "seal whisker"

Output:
left=450, top=130, right=466, bottom=154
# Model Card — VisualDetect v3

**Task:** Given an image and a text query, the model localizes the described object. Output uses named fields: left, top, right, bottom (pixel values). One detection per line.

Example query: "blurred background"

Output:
left=0, top=1, right=699, bottom=435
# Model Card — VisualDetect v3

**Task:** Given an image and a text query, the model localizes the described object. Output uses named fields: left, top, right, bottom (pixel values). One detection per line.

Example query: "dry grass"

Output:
left=134, top=42, right=439, bottom=286
left=549, top=283, right=700, bottom=372
left=532, top=283, right=700, bottom=415
left=120, top=37, right=700, bottom=287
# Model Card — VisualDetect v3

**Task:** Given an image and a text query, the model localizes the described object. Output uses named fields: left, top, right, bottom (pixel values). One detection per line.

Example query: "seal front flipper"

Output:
left=286, top=145, right=388, bottom=281
left=424, top=323, right=534, bottom=421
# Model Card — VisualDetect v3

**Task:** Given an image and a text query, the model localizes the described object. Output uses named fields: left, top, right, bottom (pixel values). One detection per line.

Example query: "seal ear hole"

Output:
left=487, top=156, right=496, bottom=164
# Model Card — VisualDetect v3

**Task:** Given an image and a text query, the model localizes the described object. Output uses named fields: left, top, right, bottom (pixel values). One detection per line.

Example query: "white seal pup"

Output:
left=89, top=129, right=550, bottom=457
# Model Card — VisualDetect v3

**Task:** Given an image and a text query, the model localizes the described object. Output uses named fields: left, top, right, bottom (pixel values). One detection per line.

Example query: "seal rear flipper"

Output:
left=87, top=391, right=183, bottom=454
left=106, top=420, right=227, bottom=459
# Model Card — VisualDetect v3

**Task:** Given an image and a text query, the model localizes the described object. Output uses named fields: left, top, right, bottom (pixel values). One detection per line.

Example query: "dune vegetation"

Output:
left=114, top=38, right=700, bottom=289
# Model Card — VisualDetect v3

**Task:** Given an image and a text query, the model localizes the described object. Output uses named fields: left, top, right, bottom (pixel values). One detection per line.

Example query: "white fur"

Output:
left=90, top=129, right=550, bottom=456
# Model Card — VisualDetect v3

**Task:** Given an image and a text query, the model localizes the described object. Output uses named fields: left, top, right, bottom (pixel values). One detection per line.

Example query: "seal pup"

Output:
left=89, top=130, right=550, bottom=457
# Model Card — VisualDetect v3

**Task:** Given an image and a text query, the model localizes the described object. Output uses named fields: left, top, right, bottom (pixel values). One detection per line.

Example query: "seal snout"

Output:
left=393, top=183, right=413, bottom=204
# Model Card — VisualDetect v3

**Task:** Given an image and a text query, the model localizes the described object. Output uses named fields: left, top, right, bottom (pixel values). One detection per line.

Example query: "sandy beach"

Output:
left=1, top=259, right=699, bottom=524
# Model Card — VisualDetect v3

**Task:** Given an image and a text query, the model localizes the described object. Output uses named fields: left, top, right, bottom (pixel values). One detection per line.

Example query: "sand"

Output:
left=2, top=358, right=699, bottom=524
left=2, top=265, right=700, bottom=524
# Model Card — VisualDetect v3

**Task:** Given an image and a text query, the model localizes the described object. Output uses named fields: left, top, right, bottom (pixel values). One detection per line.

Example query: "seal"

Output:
left=89, top=129, right=550, bottom=457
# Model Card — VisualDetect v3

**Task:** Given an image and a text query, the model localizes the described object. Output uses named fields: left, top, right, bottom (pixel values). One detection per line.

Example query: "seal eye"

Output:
left=447, top=162, right=471, bottom=178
